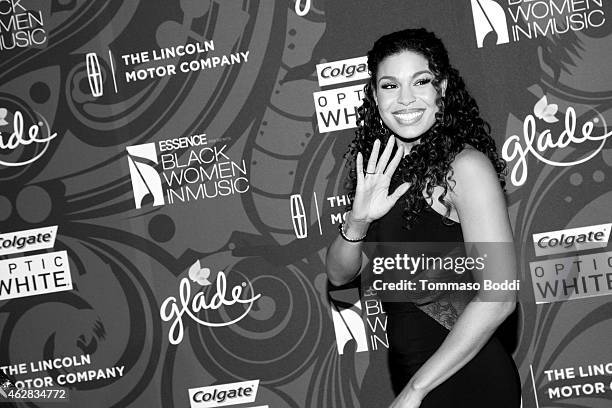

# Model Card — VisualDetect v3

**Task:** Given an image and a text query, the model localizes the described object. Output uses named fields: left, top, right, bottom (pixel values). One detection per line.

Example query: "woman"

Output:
left=325, top=28, right=521, bottom=408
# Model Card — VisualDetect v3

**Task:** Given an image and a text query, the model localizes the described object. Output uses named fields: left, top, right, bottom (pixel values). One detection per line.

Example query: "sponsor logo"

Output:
left=290, top=194, right=308, bottom=239
left=502, top=95, right=611, bottom=186
left=126, top=143, right=166, bottom=209
left=540, top=362, right=612, bottom=402
left=289, top=193, right=326, bottom=239
left=84, top=50, right=123, bottom=97
left=0, top=251, right=72, bottom=301
left=86, top=53, right=104, bottom=97
left=126, top=135, right=250, bottom=209
left=316, top=56, right=368, bottom=87
left=295, top=0, right=310, bottom=16
left=289, top=192, right=351, bottom=239
left=86, top=41, right=249, bottom=95
left=0, top=108, right=58, bottom=167
left=313, top=84, right=365, bottom=133
left=122, top=42, right=249, bottom=83
left=0, top=226, right=57, bottom=256
left=188, top=380, right=259, bottom=408
left=312, top=56, right=369, bottom=133
left=533, top=223, right=611, bottom=257
left=530, top=223, right=612, bottom=304
left=329, top=288, right=388, bottom=355
left=0, top=1, right=48, bottom=52
left=2, top=354, right=125, bottom=389
left=160, top=260, right=261, bottom=345
left=471, top=0, right=510, bottom=48
left=530, top=250, right=612, bottom=304
left=0, top=226, right=72, bottom=301
left=471, top=0, right=606, bottom=48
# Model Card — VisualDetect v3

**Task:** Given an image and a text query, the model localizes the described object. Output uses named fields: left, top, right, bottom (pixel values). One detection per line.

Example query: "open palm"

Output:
left=351, top=136, right=411, bottom=223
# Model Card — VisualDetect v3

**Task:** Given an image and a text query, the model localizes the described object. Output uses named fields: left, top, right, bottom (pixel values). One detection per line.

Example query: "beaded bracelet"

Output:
left=338, top=213, right=367, bottom=242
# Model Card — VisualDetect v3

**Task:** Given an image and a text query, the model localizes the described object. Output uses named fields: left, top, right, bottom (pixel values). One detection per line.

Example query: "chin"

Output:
left=393, top=126, right=429, bottom=141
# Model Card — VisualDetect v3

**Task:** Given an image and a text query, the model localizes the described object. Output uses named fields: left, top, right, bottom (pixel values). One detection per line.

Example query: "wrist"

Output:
left=345, top=211, right=370, bottom=236
left=407, top=377, right=431, bottom=396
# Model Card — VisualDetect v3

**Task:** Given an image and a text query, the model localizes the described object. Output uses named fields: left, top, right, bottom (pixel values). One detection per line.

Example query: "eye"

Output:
left=414, top=77, right=432, bottom=86
left=379, top=82, right=397, bottom=90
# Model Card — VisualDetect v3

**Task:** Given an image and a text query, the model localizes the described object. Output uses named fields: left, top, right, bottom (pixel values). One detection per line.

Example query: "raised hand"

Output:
left=350, top=136, right=411, bottom=223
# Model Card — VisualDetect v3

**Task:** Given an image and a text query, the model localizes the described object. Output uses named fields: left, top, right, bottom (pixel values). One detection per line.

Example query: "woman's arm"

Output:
left=391, top=148, right=517, bottom=407
left=326, top=212, right=371, bottom=286
left=326, top=137, right=410, bottom=286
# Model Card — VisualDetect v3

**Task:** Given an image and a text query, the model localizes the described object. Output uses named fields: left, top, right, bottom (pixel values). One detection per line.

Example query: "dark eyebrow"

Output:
left=377, top=70, right=433, bottom=85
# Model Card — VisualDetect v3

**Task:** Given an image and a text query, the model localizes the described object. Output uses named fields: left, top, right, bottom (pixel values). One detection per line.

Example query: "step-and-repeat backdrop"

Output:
left=1, top=1, right=611, bottom=407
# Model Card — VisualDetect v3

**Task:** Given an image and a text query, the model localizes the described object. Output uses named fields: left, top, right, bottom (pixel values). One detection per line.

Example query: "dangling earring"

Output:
left=437, top=96, right=446, bottom=126
left=378, top=116, right=389, bottom=137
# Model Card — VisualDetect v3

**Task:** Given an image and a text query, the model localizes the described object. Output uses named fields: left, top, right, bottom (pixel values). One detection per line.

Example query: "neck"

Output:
left=396, top=137, right=422, bottom=156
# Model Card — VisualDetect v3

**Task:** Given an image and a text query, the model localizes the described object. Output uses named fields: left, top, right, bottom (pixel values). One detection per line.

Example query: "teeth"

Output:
left=394, top=111, right=422, bottom=121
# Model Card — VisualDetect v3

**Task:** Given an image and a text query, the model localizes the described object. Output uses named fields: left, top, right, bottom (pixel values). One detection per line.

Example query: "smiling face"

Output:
left=374, top=51, right=445, bottom=143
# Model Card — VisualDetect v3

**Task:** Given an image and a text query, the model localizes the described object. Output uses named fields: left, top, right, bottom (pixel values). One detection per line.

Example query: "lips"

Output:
left=392, top=109, right=424, bottom=125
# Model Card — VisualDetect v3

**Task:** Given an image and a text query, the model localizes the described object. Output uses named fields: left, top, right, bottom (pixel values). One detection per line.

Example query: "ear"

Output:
left=372, top=87, right=378, bottom=105
left=440, top=78, right=448, bottom=97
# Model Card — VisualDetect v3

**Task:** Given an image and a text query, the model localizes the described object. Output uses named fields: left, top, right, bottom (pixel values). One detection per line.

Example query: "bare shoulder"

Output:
left=451, top=145, right=497, bottom=178
left=447, top=146, right=512, bottom=243
left=448, top=145, right=502, bottom=200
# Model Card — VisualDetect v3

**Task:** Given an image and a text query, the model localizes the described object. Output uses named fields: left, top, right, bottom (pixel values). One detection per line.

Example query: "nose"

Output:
left=398, top=86, right=415, bottom=105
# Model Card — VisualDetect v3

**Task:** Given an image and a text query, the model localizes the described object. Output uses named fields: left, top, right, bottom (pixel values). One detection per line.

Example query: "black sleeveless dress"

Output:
left=366, top=201, right=522, bottom=407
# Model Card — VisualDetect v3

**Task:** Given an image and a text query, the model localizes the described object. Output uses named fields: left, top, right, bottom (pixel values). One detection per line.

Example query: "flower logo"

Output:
left=0, top=108, right=8, bottom=126
left=534, top=95, right=559, bottom=123
left=188, top=260, right=212, bottom=286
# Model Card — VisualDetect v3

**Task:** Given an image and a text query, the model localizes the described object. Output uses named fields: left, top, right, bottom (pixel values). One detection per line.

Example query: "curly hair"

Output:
left=345, top=28, right=506, bottom=228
